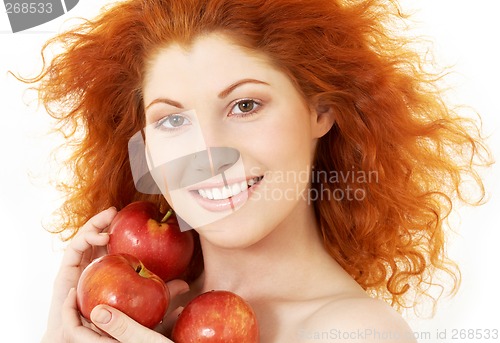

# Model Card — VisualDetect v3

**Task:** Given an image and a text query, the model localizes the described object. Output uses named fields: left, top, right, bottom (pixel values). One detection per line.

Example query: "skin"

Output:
left=42, top=34, right=417, bottom=343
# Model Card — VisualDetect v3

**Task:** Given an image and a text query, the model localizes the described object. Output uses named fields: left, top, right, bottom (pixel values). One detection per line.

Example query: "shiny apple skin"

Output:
left=172, top=290, right=260, bottom=342
left=107, top=201, right=194, bottom=282
left=76, top=253, right=170, bottom=329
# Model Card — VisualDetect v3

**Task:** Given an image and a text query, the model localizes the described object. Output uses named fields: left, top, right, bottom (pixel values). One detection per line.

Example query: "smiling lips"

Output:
left=188, top=175, right=264, bottom=212
left=195, top=176, right=263, bottom=200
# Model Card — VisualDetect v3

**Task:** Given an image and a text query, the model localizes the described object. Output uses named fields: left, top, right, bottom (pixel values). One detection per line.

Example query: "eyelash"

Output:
left=154, top=114, right=187, bottom=133
left=228, top=98, right=263, bottom=118
left=153, top=98, right=263, bottom=132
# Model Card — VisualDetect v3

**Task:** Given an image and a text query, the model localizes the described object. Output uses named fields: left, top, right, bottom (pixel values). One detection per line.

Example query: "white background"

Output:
left=0, top=1, right=498, bottom=342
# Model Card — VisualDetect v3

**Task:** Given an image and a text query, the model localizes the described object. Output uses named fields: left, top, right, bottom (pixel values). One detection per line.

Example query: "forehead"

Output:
left=142, top=34, right=277, bottom=102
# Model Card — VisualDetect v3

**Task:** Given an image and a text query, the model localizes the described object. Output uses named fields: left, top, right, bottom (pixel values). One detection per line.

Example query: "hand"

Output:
left=42, top=207, right=117, bottom=342
left=41, top=206, right=190, bottom=342
left=59, top=279, right=189, bottom=342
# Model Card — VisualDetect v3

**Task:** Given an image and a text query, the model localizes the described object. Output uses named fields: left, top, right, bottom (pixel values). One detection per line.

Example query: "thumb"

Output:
left=90, top=305, right=173, bottom=343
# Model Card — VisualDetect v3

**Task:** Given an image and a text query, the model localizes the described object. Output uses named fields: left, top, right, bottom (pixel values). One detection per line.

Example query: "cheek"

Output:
left=255, top=114, right=312, bottom=167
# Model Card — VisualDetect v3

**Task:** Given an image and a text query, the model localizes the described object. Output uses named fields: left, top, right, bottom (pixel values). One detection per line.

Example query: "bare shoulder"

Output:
left=298, top=296, right=417, bottom=342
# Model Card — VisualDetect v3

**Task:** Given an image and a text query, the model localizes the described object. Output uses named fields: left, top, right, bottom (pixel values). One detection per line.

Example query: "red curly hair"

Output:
left=23, top=0, right=489, bottom=311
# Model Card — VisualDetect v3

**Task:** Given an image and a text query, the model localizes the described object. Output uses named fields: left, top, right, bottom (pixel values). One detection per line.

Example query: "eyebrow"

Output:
left=217, top=78, right=270, bottom=98
left=145, top=97, right=183, bottom=110
left=145, top=78, right=270, bottom=110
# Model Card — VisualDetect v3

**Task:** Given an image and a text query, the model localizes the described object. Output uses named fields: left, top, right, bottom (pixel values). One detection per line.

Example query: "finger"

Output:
left=62, top=288, right=116, bottom=342
left=158, top=306, right=184, bottom=337
left=91, top=305, right=173, bottom=343
left=92, top=244, right=109, bottom=260
left=62, top=207, right=117, bottom=268
left=155, top=280, right=190, bottom=335
left=81, top=314, right=109, bottom=337
left=166, top=279, right=190, bottom=299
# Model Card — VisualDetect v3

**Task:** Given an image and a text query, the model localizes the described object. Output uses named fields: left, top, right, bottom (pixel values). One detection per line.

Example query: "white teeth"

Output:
left=231, top=183, right=242, bottom=196
left=196, top=177, right=261, bottom=200
left=212, top=188, right=223, bottom=200
left=205, top=189, right=214, bottom=200
left=221, top=186, right=231, bottom=199
left=240, top=181, right=248, bottom=192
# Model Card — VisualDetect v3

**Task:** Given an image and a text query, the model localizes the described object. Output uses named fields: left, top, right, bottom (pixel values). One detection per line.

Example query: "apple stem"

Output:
left=161, top=209, right=173, bottom=223
left=135, top=262, right=150, bottom=278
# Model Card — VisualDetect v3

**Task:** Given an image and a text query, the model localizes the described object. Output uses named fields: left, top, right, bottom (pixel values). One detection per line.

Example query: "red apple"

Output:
left=172, top=290, right=260, bottom=342
left=76, top=253, right=170, bottom=329
left=107, top=201, right=194, bottom=282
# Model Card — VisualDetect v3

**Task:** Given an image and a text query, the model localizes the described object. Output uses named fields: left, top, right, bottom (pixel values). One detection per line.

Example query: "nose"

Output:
left=188, top=115, right=239, bottom=175
left=185, top=146, right=240, bottom=185
left=191, top=147, right=239, bottom=174
left=158, top=147, right=240, bottom=191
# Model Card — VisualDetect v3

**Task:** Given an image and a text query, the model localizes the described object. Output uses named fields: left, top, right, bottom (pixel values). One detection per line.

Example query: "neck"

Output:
left=193, top=201, right=338, bottom=301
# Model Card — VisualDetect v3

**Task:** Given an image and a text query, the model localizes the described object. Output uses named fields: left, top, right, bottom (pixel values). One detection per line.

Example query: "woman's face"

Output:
left=142, top=34, right=329, bottom=248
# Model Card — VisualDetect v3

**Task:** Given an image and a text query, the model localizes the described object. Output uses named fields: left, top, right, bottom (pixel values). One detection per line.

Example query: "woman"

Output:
left=33, top=0, right=488, bottom=342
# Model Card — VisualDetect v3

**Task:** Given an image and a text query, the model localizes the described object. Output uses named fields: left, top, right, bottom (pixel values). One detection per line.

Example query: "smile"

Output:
left=195, top=176, right=263, bottom=200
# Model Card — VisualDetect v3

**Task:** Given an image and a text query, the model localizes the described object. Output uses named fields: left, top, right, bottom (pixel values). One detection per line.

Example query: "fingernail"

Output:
left=180, top=287, right=190, bottom=295
left=93, top=308, right=112, bottom=324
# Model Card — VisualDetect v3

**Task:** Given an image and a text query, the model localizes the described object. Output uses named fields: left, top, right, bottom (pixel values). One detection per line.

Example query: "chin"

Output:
left=196, top=217, right=270, bottom=250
